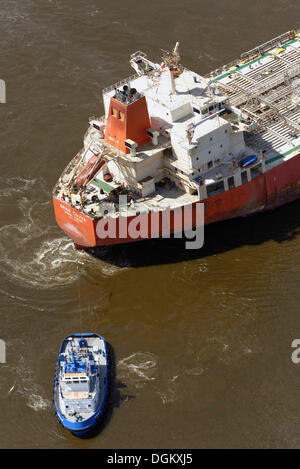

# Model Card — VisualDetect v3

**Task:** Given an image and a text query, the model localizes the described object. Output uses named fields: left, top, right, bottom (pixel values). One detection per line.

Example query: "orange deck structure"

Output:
left=104, top=95, right=151, bottom=154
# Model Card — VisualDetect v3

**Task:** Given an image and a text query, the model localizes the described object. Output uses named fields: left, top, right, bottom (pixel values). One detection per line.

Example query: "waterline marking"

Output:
left=0, top=79, right=6, bottom=103
left=95, top=195, right=205, bottom=250
left=0, top=339, right=6, bottom=363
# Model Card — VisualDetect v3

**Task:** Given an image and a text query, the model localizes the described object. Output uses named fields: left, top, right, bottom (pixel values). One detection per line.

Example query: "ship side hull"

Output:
left=53, top=153, right=300, bottom=248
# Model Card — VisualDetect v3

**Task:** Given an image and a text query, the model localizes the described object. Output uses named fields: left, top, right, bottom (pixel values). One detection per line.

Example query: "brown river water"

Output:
left=1, top=0, right=300, bottom=449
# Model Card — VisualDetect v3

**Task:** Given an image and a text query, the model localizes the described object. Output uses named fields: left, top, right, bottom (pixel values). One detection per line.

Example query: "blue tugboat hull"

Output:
left=53, top=332, right=109, bottom=436
left=55, top=404, right=105, bottom=435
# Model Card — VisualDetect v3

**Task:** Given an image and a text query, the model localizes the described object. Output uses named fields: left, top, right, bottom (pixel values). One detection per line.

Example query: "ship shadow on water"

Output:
left=87, top=198, right=300, bottom=268
left=76, top=342, right=135, bottom=439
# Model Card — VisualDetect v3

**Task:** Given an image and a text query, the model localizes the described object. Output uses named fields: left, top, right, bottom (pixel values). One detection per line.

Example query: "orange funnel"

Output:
left=104, top=94, right=151, bottom=154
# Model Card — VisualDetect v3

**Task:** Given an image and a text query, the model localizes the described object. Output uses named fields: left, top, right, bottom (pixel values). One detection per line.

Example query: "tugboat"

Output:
left=53, top=333, right=109, bottom=435
left=52, top=30, right=300, bottom=248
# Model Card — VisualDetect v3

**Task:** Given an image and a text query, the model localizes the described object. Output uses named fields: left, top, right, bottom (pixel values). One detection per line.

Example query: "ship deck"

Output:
left=210, top=31, right=300, bottom=167
left=134, top=185, right=199, bottom=212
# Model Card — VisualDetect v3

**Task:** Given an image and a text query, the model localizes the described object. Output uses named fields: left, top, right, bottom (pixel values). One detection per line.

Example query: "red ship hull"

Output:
left=53, top=153, right=300, bottom=248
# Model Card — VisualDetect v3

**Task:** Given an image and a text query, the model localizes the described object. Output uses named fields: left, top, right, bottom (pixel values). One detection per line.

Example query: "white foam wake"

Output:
left=0, top=176, right=123, bottom=288
left=4, top=353, right=51, bottom=412
left=118, top=352, right=157, bottom=388
left=0, top=176, right=80, bottom=286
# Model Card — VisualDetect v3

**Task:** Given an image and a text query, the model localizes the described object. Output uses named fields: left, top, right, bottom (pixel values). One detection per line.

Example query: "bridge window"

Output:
left=250, top=163, right=261, bottom=180
left=228, top=176, right=235, bottom=190
left=207, top=180, right=225, bottom=197
left=241, top=171, right=248, bottom=184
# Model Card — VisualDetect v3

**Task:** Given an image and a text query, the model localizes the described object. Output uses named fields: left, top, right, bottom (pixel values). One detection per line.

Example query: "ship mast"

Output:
left=161, top=42, right=181, bottom=95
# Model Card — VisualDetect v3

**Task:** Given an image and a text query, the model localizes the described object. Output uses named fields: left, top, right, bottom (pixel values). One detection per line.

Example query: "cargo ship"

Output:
left=53, top=30, right=300, bottom=248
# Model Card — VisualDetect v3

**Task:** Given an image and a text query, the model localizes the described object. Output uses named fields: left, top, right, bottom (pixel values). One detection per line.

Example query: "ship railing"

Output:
left=102, top=72, right=146, bottom=95
left=89, top=115, right=106, bottom=123
left=206, top=30, right=297, bottom=80
left=130, top=50, right=147, bottom=59
left=240, top=30, right=295, bottom=60
left=83, top=116, right=106, bottom=145
left=205, top=60, right=239, bottom=81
